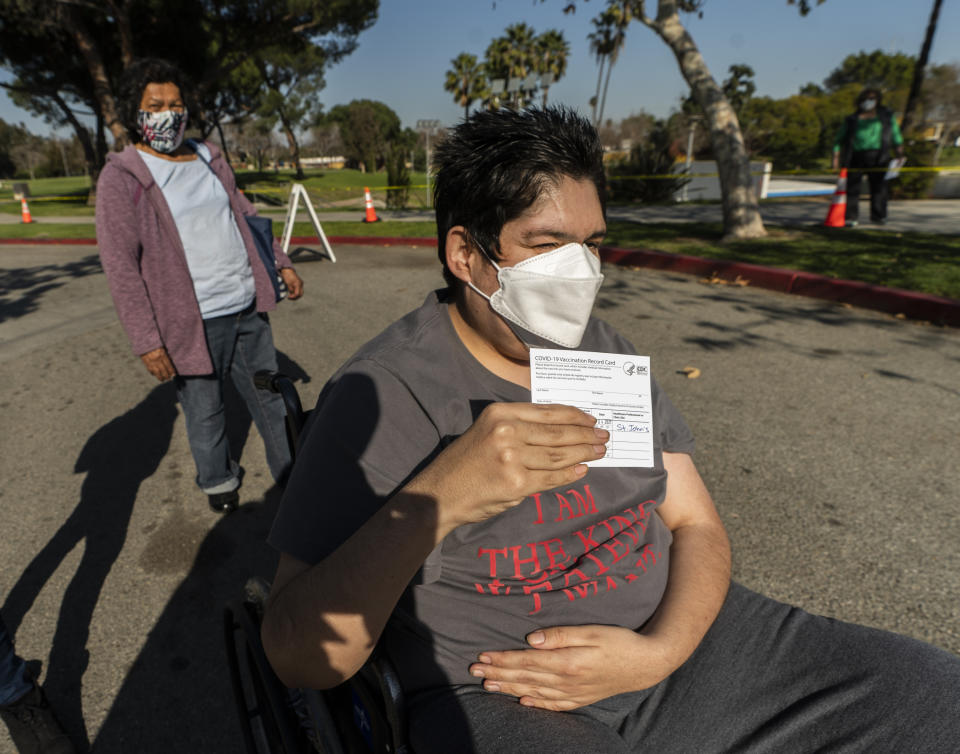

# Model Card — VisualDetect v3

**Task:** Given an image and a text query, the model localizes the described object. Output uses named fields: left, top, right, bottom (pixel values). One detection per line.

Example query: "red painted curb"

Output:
left=0, top=237, right=97, bottom=245
left=600, top=246, right=960, bottom=327
left=6, top=235, right=957, bottom=326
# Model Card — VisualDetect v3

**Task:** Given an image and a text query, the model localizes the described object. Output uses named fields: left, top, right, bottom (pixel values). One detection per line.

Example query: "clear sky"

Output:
left=2, top=0, right=959, bottom=136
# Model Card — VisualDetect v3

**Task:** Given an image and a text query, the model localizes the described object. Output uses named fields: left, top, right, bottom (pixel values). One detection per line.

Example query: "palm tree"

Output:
left=535, top=29, right=570, bottom=107
left=444, top=53, right=488, bottom=119
left=503, top=22, right=538, bottom=107
left=595, top=2, right=632, bottom=127
left=588, top=13, right=616, bottom=125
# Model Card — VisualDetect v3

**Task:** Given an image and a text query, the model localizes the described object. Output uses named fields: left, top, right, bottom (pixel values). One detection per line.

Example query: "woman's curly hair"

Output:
left=116, top=58, right=193, bottom=143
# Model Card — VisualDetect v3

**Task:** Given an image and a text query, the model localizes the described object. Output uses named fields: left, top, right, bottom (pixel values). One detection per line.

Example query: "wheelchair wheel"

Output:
left=225, top=598, right=304, bottom=753
left=224, top=579, right=347, bottom=754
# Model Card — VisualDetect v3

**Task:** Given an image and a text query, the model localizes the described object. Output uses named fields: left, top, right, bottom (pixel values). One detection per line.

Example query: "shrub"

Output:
left=890, top=137, right=938, bottom=199
left=385, top=144, right=410, bottom=209
left=607, top=121, right=689, bottom=203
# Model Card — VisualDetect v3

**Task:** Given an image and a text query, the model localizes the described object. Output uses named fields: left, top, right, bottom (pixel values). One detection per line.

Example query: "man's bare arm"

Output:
left=261, top=402, right=609, bottom=689
left=637, top=451, right=731, bottom=669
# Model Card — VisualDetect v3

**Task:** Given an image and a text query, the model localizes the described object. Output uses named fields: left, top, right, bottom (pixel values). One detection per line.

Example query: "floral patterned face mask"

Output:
left=137, top=108, right=188, bottom=153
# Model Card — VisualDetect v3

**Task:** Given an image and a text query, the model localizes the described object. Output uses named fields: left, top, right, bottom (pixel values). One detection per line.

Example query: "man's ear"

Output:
left=445, top=226, right=476, bottom=285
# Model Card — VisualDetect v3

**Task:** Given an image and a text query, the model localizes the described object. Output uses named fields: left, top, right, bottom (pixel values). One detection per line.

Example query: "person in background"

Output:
left=0, top=610, right=74, bottom=754
left=832, top=87, right=904, bottom=226
left=97, top=58, right=303, bottom=513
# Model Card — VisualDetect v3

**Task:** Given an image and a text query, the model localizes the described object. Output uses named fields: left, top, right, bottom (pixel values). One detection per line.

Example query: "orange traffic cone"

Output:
left=362, top=186, right=380, bottom=223
left=823, top=168, right=847, bottom=228
left=20, top=197, right=33, bottom=224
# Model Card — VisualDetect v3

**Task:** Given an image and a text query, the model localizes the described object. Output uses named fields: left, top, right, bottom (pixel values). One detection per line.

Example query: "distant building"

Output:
left=300, top=156, right=347, bottom=169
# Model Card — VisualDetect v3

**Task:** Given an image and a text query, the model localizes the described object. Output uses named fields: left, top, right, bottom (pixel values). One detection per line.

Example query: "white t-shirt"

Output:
left=140, top=143, right=255, bottom=319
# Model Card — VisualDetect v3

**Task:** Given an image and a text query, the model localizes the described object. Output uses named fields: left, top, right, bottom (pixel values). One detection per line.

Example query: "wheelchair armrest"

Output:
left=253, top=370, right=307, bottom=455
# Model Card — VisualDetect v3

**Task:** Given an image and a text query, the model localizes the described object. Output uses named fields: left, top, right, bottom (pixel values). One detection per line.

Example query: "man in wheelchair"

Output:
left=261, top=107, right=960, bottom=753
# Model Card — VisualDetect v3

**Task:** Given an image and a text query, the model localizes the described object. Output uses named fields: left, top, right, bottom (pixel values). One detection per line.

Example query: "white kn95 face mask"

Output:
left=468, top=241, right=604, bottom=349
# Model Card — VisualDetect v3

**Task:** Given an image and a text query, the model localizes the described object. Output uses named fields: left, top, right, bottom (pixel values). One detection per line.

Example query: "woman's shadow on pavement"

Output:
left=2, top=381, right=180, bottom=751
left=90, top=369, right=455, bottom=753
left=90, top=361, right=321, bottom=753
left=2, top=349, right=310, bottom=751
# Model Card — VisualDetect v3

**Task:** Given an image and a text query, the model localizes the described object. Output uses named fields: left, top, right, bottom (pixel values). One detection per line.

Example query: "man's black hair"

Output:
left=432, top=106, right=606, bottom=287
left=117, top=58, right=192, bottom=143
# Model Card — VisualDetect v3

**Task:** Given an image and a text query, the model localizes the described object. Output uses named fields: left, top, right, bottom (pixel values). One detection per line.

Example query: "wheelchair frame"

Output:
left=223, top=372, right=411, bottom=754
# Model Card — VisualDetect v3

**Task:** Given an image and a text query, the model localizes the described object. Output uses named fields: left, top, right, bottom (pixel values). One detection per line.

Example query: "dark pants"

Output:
left=409, top=583, right=960, bottom=753
left=175, top=304, right=291, bottom=493
left=846, top=149, right=888, bottom=223
left=0, top=611, right=31, bottom=707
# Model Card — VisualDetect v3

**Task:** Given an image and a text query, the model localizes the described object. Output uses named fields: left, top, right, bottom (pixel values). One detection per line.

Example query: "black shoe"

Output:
left=0, top=684, right=75, bottom=754
left=207, top=489, right=239, bottom=513
left=871, top=217, right=886, bottom=224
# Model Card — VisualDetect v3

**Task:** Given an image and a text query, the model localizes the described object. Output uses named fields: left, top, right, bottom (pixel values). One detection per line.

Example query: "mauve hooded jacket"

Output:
left=95, top=141, right=294, bottom=375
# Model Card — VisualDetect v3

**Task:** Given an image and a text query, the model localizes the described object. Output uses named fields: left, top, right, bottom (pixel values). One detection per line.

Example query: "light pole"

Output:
left=416, top=119, right=441, bottom=207
left=682, top=116, right=703, bottom=202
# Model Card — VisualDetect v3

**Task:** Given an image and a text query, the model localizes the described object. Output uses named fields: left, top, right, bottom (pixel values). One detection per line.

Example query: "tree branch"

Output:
left=634, top=0, right=656, bottom=28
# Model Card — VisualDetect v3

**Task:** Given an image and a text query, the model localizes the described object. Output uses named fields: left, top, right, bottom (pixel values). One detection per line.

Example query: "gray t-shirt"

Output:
left=269, top=291, right=695, bottom=693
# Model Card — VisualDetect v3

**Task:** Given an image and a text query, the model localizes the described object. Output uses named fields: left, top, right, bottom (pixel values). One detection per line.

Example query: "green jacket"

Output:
left=833, top=107, right=903, bottom=166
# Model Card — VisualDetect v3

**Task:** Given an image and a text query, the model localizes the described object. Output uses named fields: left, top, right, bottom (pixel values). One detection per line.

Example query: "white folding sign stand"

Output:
left=280, top=183, right=336, bottom=262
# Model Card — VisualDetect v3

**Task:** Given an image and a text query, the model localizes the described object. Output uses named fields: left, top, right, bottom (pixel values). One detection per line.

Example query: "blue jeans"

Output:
left=0, top=612, right=31, bottom=707
left=175, top=305, right=291, bottom=493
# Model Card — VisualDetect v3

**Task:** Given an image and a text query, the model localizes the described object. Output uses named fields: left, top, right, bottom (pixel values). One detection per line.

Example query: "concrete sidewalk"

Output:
left=3, top=198, right=958, bottom=234
left=607, top=197, right=960, bottom=235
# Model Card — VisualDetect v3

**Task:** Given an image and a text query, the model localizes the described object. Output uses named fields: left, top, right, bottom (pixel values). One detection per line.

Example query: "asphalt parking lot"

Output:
left=1, top=241, right=958, bottom=752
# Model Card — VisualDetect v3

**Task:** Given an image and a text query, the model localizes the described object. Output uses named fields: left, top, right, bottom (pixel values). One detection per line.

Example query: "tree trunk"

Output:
left=53, top=92, right=100, bottom=203
left=63, top=6, right=129, bottom=149
left=592, top=56, right=606, bottom=126
left=105, top=0, right=135, bottom=66
left=278, top=114, right=304, bottom=179
left=215, top=119, right=232, bottom=166
left=932, top=127, right=952, bottom=165
left=900, top=0, right=943, bottom=135
left=638, top=1, right=765, bottom=240
left=598, top=51, right=618, bottom=127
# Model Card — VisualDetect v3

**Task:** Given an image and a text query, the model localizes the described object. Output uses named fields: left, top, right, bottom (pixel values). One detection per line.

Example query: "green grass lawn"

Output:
left=0, top=175, right=91, bottom=198
left=0, top=219, right=437, bottom=242
left=0, top=175, right=93, bottom=216
left=604, top=221, right=960, bottom=301
left=935, top=146, right=960, bottom=167
left=237, top=168, right=432, bottom=208
left=0, top=198, right=94, bottom=216
left=4, top=209, right=957, bottom=301
left=0, top=223, right=98, bottom=239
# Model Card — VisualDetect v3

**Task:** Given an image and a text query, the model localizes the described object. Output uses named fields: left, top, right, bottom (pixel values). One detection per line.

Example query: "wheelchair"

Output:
left=223, top=372, right=411, bottom=754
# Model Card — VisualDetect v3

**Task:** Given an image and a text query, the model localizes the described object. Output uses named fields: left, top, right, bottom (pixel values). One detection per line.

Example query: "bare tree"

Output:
left=308, top=123, right=344, bottom=157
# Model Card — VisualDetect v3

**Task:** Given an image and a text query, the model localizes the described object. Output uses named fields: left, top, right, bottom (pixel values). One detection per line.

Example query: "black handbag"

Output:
left=245, top=214, right=288, bottom=302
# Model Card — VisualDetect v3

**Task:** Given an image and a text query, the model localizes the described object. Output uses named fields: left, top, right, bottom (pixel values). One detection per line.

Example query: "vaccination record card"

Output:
left=530, top=348, right=654, bottom=468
